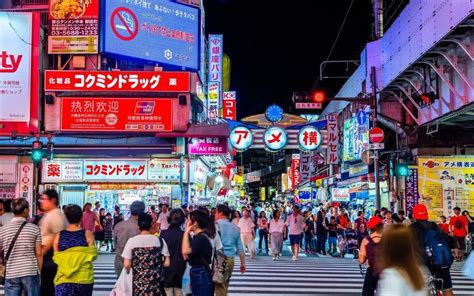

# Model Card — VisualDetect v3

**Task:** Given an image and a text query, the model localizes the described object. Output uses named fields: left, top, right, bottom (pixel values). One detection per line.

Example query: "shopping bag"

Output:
left=109, top=268, right=133, bottom=296
left=462, top=252, right=474, bottom=280
left=182, top=263, right=192, bottom=295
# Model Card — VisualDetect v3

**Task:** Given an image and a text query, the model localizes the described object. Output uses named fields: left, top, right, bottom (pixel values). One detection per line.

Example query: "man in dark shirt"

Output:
left=410, top=204, right=454, bottom=296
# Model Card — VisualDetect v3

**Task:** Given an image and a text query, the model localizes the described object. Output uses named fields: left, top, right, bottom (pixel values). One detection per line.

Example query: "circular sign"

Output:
left=111, top=7, right=139, bottom=41
left=264, top=126, right=287, bottom=152
left=369, top=127, right=385, bottom=143
left=298, top=126, right=322, bottom=151
left=265, top=104, right=284, bottom=123
left=361, top=150, right=374, bottom=165
left=229, top=126, right=253, bottom=151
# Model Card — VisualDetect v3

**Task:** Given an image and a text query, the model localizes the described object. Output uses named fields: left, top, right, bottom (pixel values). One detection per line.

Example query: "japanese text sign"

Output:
left=188, top=137, right=228, bottom=155
left=418, top=157, right=474, bottom=220
left=44, top=70, right=190, bottom=92
left=223, top=91, right=236, bottom=121
left=404, top=167, right=419, bottom=215
left=0, top=12, right=32, bottom=122
left=207, top=81, right=220, bottom=120
left=331, top=188, right=350, bottom=202
left=326, top=113, right=339, bottom=164
left=299, top=152, right=312, bottom=183
left=102, top=0, right=199, bottom=69
left=264, top=126, right=287, bottom=152
left=48, top=0, right=99, bottom=54
left=298, top=126, right=322, bottom=151
left=208, top=34, right=223, bottom=84
left=42, top=160, right=83, bottom=182
left=230, top=126, right=252, bottom=151
left=84, top=160, right=147, bottom=181
left=148, top=159, right=187, bottom=182
left=291, top=154, right=301, bottom=189
left=61, top=97, right=173, bottom=132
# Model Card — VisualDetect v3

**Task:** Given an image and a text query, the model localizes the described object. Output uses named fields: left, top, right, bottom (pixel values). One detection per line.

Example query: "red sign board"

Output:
left=295, top=102, right=322, bottom=109
left=223, top=98, right=236, bottom=120
left=45, top=71, right=190, bottom=92
left=291, top=154, right=301, bottom=189
left=48, top=0, right=99, bottom=53
left=61, top=98, right=173, bottom=132
left=369, top=127, right=385, bottom=143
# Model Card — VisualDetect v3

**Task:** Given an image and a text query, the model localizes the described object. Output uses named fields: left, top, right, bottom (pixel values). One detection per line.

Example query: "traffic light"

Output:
left=397, top=162, right=409, bottom=177
left=311, top=90, right=326, bottom=103
left=31, top=140, right=44, bottom=164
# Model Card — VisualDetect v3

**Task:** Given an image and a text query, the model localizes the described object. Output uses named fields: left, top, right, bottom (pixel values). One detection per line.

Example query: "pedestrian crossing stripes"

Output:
left=1, top=253, right=473, bottom=295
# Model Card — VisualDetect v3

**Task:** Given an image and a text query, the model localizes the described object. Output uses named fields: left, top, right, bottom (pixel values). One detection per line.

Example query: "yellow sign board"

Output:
left=417, top=157, right=474, bottom=220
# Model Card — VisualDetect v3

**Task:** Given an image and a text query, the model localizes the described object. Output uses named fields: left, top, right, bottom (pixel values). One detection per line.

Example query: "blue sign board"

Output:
left=102, top=0, right=200, bottom=70
left=357, top=111, right=367, bottom=125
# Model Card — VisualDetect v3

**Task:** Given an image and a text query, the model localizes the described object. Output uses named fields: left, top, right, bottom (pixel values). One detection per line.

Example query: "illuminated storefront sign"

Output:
left=298, top=126, right=322, bottom=151
left=264, top=126, right=287, bottom=152
left=229, top=126, right=253, bottom=151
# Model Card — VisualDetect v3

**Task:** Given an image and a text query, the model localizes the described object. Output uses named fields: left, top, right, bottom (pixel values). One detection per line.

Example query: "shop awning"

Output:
left=155, top=123, right=230, bottom=138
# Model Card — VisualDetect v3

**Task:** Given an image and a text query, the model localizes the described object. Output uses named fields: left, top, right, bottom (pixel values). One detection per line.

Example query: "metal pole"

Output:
left=187, top=158, right=191, bottom=206
left=395, top=126, right=400, bottom=212
left=371, top=67, right=381, bottom=210
left=180, top=155, right=184, bottom=206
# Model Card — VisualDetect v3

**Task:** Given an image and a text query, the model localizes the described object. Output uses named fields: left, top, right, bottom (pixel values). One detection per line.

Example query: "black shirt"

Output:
left=328, top=223, right=338, bottom=237
left=188, top=232, right=213, bottom=267
left=161, top=225, right=186, bottom=287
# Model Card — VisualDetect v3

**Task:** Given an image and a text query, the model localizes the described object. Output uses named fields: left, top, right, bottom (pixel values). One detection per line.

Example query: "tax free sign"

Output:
left=101, top=0, right=200, bottom=69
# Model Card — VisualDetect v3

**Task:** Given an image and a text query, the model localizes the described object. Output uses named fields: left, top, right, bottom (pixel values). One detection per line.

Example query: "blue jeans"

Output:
left=4, top=275, right=40, bottom=296
left=190, top=265, right=214, bottom=296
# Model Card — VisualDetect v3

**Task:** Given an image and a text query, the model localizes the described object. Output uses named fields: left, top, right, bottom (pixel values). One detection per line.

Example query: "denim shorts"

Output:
left=289, top=234, right=302, bottom=246
left=328, top=237, right=337, bottom=245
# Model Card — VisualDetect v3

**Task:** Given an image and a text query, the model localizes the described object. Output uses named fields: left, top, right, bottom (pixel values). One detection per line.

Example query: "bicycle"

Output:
left=426, top=275, right=443, bottom=296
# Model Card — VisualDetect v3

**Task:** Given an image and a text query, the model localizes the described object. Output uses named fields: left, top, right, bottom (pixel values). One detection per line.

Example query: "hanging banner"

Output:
left=223, top=91, right=236, bottom=120
left=207, top=81, right=220, bottom=120
left=404, top=167, right=419, bottom=214
left=60, top=98, right=173, bottom=132
left=291, top=154, right=301, bottom=189
left=16, top=163, right=34, bottom=206
left=326, top=113, right=339, bottom=164
left=48, top=0, right=99, bottom=54
left=208, top=34, right=223, bottom=85
left=418, top=157, right=474, bottom=220
left=299, top=152, right=312, bottom=183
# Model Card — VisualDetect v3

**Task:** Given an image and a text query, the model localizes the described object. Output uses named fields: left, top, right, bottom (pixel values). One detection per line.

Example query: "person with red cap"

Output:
left=359, top=216, right=384, bottom=296
left=410, top=204, right=454, bottom=296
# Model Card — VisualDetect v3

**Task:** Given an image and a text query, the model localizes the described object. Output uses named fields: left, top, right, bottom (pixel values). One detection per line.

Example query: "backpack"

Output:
left=365, top=235, right=382, bottom=277
left=423, top=224, right=453, bottom=267
left=211, top=231, right=229, bottom=284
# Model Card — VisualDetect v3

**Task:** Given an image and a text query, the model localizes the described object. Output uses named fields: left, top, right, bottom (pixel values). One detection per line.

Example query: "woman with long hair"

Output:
left=257, top=211, right=269, bottom=253
left=377, top=224, right=427, bottom=295
left=232, top=210, right=241, bottom=227
left=182, top=210, right=214, bottom=296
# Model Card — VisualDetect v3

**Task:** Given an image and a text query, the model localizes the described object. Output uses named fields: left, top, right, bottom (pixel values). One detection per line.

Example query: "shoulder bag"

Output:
left=0, top=221, right=27, bottom=284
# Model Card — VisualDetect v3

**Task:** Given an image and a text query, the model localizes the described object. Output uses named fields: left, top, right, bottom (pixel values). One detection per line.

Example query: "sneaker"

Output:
left=292, top=255, right=296, bottom=261
left=272, top=256, right=276, bottom=261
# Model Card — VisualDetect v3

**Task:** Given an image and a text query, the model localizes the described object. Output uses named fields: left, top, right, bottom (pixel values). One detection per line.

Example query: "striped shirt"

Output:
left=0, top=217, right=41, bottom=278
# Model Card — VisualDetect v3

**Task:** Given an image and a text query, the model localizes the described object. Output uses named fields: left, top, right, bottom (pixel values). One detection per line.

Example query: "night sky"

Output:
left=204, top=0, right=373, bottom=119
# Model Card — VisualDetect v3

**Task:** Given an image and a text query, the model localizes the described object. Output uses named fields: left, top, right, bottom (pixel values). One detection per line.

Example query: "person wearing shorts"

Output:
left=449, top=207, right=469, bottom=261
left=285, top=205, right=305, bottom=261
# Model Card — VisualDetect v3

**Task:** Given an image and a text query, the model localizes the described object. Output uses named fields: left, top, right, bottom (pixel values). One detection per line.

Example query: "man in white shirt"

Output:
left=285, top=205, right=306, bottom=261
left=157, top=204, right=170, bottom=231
left=238, top=208, right=256, bottom=259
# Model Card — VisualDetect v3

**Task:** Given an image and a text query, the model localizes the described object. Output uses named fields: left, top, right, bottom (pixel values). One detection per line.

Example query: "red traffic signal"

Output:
left=311, top=90, right=326, bottom=103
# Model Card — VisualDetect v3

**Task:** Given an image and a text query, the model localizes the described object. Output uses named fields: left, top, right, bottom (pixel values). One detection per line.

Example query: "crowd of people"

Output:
left=0, top=192, right=473, bottom=296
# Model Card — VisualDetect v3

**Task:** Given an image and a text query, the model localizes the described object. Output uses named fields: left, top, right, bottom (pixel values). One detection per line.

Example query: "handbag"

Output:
left=181, top=263, right=191, bottom=295
left=0, top=221, right=27, bottom=285
left=211, top=231, right=229, bottom=284
left=109, top=268, right=133, bottom=296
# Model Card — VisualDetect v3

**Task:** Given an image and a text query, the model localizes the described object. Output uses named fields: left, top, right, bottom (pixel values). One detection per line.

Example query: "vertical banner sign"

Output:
left=16, top=163, right=34, bottom=207
left=48, top=0, right=99, bottom=54
left=404, top=167, right=419, bottom=214
left=0, top=12, right=32, bottom=122
left=223, top=91, right=236, bottom=120
left=291, top=154, right=301, bottom=189
left=208, top=34, right=223, bottom=119
left=326, top=113, right=339, bottom=164
left=299, top=152, right=312, bottom=183
left=207, top=81, right=220, bottom=121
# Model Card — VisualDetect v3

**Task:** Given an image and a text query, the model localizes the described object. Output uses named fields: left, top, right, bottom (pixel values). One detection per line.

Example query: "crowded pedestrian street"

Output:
left=1, top=0, right=474, bottom=295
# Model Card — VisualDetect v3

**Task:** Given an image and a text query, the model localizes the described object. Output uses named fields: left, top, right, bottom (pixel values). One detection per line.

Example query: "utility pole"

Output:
left=371, top=67, right=381, bottom=209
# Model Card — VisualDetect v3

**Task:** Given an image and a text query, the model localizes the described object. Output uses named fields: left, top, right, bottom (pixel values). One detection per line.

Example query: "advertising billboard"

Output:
left=48, top=0, right=99, bottom=53
left=45, top=70, right=190, bottom=92
left=343, top=116, right=369, bottom=162
left=0, top=12, right=39, bottom=136
left=188, top=137, right=227, bottom=155
left=326, top=113, right=339, bottom=164
left=223, top=91, right=236, bottom=120
left=61, top=98, right=173, bottom=132
left=418, top=157, right=474, bottom=220
left=102, top=0, right=199, bottom=69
